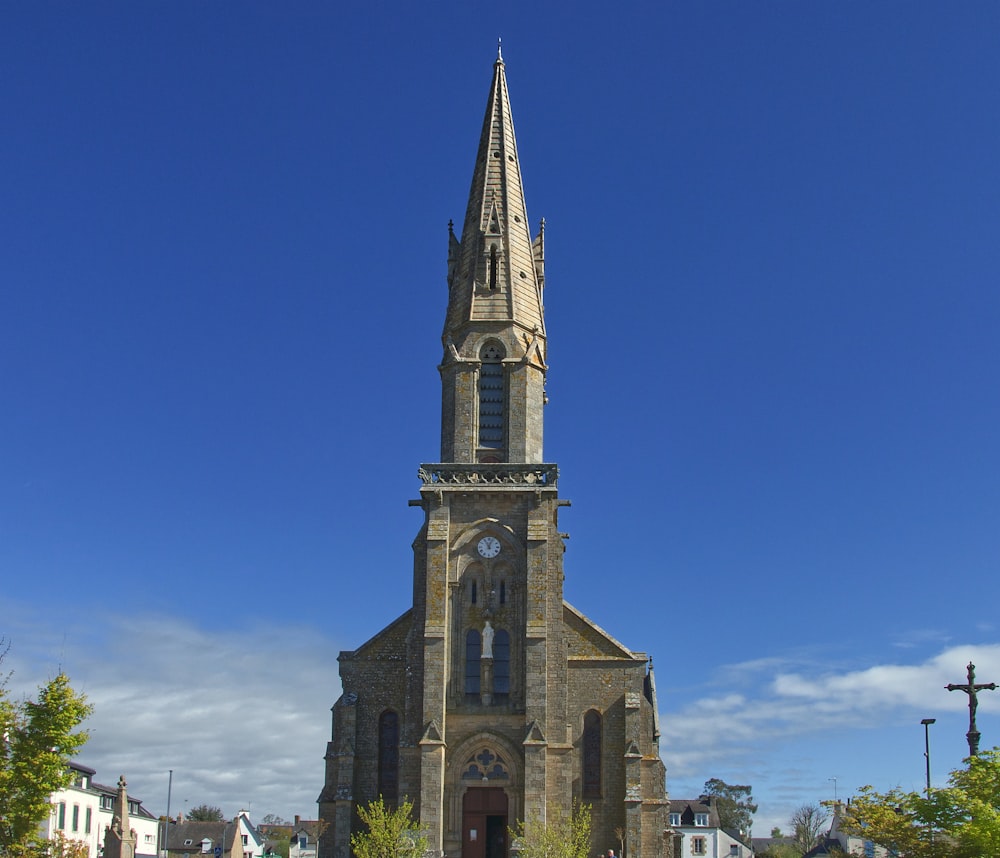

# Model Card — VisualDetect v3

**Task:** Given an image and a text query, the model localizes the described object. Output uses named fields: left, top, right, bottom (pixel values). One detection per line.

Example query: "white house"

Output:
left=236, top=812, right=266, bottom=858
left=41, top=763, right=160, bottom=858
left=669, top=799, right=754, bottom=858
left=287, top=818, right=320, bottom=858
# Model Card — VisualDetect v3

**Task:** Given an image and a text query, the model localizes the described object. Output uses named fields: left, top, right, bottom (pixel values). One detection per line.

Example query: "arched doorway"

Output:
left=462, top=788, right=507, bottom=858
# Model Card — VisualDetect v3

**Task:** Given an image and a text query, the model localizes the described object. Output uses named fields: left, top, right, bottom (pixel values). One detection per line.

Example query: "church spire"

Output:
left=439, top=53, right=548, bottom=464
left=444, top=51, right=546, bottom=341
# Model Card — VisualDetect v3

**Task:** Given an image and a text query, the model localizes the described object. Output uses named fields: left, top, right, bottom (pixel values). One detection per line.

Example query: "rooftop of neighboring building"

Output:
left=164, top=820, right=241, bottom=853
left=752, top=835, right=797, bottom=856
left=59, top=762, right=156, bottom=819
left=668, top=798, right=721, bottom=828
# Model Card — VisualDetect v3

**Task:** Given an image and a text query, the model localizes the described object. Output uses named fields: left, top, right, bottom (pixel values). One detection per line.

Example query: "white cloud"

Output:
left=2, top=602, right=343, bottom=821
left=661, top=643, right=1000, bottom=800
left=7, top=602, right=999, bottom=837
left=769, top=645, right=1000, bottom=714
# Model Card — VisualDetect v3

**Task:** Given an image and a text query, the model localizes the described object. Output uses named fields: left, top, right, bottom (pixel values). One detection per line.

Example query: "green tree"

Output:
left=750, top=828, right=800, bottom=858
left=6, top=831, right=93, bottom=858
left=753, top=837, right=799, bottom=858
left=350, top=798, right=427, bottom=858
left=841, top=747, right=1000, bottom=858
left=0, top=656, right=92, bottom=854
left=188, top=805, right=225, bottom=822
left=510, top=802, right=592, bottom=858
left=258, top=820, right=292, bottom=858
left=701, top=779, right=757, bottom=837
left=789, top=803, right=827, bottom=855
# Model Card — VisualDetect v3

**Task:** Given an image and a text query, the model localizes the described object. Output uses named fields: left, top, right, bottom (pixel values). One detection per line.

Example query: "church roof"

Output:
left=445, top=49, right=545, bottom=341
left=339, top=608, right=412, bottom=660
left=563, top=601, right=643, bottom=660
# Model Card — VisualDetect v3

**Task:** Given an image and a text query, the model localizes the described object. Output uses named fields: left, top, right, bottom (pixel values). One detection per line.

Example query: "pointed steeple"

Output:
left=444, top=52, right=546, bottom=341
left=438, top=52, right=548, bottom=464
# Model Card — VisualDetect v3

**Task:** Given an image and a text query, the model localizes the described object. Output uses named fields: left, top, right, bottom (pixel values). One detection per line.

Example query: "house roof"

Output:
left=802, top=837, right=844, bottom=857
left=753, top=836, right=798, bottom=854
left=165, top=821, right=239, bottom=852
left=668, top=799, right=719, bottom=828
left=91, top=780, right=157, bottom=819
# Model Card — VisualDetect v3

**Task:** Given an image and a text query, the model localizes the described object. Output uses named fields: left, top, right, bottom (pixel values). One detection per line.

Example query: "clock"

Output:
left=477, top=536, right=501, bottom=558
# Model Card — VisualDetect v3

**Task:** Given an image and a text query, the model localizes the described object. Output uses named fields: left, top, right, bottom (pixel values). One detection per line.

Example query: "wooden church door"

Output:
left=462, top=787, right=508, bottom=858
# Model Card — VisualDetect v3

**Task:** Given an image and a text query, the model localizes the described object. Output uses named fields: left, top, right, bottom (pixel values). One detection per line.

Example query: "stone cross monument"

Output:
left=102, top=775, right=138, bottom=858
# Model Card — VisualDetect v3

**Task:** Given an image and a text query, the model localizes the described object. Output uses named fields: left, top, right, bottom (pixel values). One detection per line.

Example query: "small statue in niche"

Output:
left=482, top=621, right=495, bottom=659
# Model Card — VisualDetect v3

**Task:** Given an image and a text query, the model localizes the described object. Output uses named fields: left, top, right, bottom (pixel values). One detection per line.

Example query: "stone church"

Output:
left=318, top=51, right=669, bottom=858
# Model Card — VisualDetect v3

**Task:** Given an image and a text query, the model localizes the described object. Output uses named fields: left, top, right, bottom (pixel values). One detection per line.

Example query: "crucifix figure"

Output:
left=946, top=662, right=997, bottom=756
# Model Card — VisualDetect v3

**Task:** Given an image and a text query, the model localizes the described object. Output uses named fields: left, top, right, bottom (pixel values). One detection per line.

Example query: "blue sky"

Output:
left=3, top=0, right=999, bottom=837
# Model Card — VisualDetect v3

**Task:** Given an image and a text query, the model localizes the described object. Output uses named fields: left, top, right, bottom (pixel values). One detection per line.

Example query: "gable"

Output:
left=563, top=602, right=639, bottom=660
left=340, top=609, right=413, bottom=661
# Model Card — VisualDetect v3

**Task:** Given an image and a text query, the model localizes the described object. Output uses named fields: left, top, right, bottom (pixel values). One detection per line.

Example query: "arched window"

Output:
left=465, top=629, right=481, bottom=695
left=499, top=579, right=506, bottom=605
left=378, top=710, right=399, bottom=804
left=471, top=579, right=477, bottom=605
left=479, top=343, right=505, bottom=453
left=583, top=709, right=602, bottom=798
left=493, top=629, right=510, bottom=696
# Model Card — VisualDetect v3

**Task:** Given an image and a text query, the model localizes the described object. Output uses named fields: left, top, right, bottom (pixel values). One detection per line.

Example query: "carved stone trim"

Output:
left=418, top=464, right=558, bottom=488
left=420, top=719, right=445, bottom=745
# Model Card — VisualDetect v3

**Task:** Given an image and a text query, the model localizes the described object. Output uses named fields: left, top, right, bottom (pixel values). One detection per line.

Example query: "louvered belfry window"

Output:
left=479, top=343, right=505, bottom=452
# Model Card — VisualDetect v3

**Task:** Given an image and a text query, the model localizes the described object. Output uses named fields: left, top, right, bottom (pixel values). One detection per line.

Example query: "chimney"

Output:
left=294, top=817, right=300, bottom=827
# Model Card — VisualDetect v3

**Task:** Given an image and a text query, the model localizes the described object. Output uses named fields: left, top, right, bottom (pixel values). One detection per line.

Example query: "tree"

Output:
left=261, top=828, right=291, bottom=858
left=701, top=779, right=757, bottom=837
left=350, top=798, right=427, bottom=858
left=0, top=652, right=92, bottom=854
left=749, top=828, right=799, bottom=858
left=510, top=802, right=592, bottom=858
left=188, top=805, right=225, bottom=822
left=841, top=747, right=1000, bottom=858
left=258, top=818, right=292, bottom=858
left=789, top=803, right=827, bottom=855
left=6, top=831, right=93, bottom=858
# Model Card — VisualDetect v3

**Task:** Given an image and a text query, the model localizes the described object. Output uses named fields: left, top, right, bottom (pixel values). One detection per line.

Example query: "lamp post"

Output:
left=921, top=718, right=936, bottom=796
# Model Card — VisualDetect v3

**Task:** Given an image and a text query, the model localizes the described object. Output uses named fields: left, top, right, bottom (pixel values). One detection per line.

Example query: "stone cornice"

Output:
left=418, top=463, right=558, bottom=489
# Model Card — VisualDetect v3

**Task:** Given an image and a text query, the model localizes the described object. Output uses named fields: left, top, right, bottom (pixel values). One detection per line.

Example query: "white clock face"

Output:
left=477, top=536, right=501, bottom=558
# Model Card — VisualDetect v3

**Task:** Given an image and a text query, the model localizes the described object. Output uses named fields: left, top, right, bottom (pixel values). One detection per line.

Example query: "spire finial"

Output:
left=497, top=37, right=503, bottom=62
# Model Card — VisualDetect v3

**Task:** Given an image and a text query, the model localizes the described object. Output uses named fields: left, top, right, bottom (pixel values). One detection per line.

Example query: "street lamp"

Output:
left=921, top=718, right=936, bottom=796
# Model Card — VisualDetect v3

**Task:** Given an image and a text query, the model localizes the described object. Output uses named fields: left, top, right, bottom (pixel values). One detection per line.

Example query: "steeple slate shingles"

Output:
left=445, top=55, right=545, bottom=343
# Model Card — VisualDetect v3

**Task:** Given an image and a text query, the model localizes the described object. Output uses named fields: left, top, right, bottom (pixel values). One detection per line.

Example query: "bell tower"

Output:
left=412, top=47, right=568, bottom=855
left=319, top=49, right=668, bottom=858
